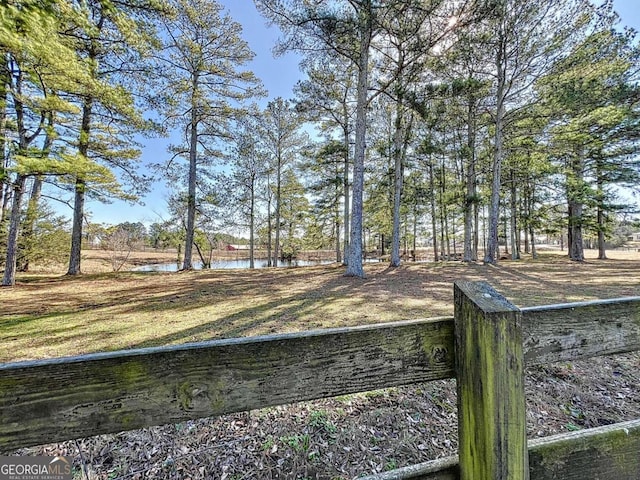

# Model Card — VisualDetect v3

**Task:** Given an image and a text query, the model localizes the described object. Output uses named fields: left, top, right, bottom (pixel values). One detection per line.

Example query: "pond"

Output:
left=132, top=258, right=337, bottom=272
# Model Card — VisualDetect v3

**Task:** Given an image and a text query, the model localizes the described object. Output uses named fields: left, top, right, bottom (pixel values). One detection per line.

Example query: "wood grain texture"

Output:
left=0, top=318, right=455, bottom=452
left=359, top=419, right=640, bottom=480
left=522, top=297, right=640, bottom=365
left=358, top=456, right=459, bottom=480
left=454, top=281, right=529, bottom=480
left=528, top=418, right=640, bottom=479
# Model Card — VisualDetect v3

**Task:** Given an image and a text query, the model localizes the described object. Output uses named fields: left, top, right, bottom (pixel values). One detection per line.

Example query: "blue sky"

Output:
left=72, top=0, right=639, bottom=227
left=76, top=0, right=303, bottom=226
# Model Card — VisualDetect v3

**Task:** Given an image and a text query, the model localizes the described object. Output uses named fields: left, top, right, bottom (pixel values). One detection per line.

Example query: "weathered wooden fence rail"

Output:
left=1, top=281, right=640, bottom=479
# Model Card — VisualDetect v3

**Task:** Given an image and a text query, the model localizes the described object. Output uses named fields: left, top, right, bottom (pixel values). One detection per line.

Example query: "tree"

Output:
left=148, top=220, right=183, bottom=252
left=226, top=116, right=266, bottom=269
left=301, top=139, right=347, bottom=262
left=157, top=0, right=262, bottom=270
left=538, top=8, right=640, bottom=261
left=62, top=0, right=164, bottom=276
left=0, top=0, right=117, bottom=285
left=278, top=169, right=310, bottom=260
left=258, top=98, right=306, bottom=267
left=256, top=0, right=379, bottom=277
left=258, top=0, right=488, bottom=275
left=103, top=222, right=146, bottom=272
left=295, top=55, right=356, bottom=264
left=478, top=0, right=584, bottom=264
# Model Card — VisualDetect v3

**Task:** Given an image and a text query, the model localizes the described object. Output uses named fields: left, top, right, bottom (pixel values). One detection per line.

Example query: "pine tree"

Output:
left=258, top=98, right=306, bottom=267
left=156, top=0, right=262, bottom=270
left=62, top=0, right=165, bottom=276
left=538, top=7, right=640, bottom=261
left=0, top=0, right=116, bottom=285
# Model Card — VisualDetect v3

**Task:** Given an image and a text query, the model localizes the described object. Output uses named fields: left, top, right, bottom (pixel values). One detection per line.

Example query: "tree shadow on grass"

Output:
left=4, top=258, right=640, bottom=362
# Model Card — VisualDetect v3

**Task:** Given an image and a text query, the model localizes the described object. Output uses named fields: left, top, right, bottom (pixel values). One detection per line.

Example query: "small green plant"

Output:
left=279, top=434, right=311, bottom=452
left=262, top=437, right=275, bottom=451
left=384, top=459, right=398, bottom=471
left=309, top=410, right=338, bottom=434
left=565, top=422, right=582, bottom=431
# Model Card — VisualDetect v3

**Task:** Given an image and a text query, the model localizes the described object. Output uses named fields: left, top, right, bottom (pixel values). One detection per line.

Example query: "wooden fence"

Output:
left=1, top=281, right=640, bottom=479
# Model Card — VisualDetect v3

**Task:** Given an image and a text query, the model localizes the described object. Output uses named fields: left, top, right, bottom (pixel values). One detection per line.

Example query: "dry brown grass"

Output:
left=1, top=249, right=639, bottom=363
left=5, top=249, right=640, bottom=479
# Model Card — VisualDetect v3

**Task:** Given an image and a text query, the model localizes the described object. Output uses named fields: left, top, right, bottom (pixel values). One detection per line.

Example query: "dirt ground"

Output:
left=4, top=248, right=640, bottom=479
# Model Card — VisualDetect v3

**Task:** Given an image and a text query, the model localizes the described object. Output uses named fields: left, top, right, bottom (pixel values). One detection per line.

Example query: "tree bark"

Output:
left=568, top=201, right=584, bottom=261
left=597, top=206, right=607, bottom=260
left=2, top=174, right=26, bottom=286
left=67, top=179, right=86, bottom=275
left=345, top=3, right=372, bottom=278
left=183, top=75, right=199, bottom=271
left=390, top=102, right=404, bottom=268
left=249, top=173, right=255, bottom=269
left=485, top=11, right=507, bottom=265
left=67, top=95, right=93, bottom=276
left=429, top=159, right=438, bottom=262
left=596, top=161, right=607, bottom=260
left=530, top=225, right=537, bottom=259
left=463, top=95, right=477, bottom=262
left=274, top=150, right=281, bottom=267
left=335, top=157, right=342, bottom=263
left=510, top=169, right=520, bottom=260
left=342, top=121, right=350, bottom=266
left=568, top=155, right=585, bottom=262
left=266, top=174, right=273, bottom=267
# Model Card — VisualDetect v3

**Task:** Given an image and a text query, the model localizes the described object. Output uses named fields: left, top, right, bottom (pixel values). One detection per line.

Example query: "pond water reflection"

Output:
left=132, top=258, right=336, bottom=272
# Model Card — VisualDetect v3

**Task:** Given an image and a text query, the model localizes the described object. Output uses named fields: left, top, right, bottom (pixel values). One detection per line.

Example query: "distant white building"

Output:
left=628, top=232, right=640, bottom=242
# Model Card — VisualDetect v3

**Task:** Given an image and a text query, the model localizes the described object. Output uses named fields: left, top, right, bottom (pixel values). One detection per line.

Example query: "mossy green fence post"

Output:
left=454, top=281, right=529, bottom=480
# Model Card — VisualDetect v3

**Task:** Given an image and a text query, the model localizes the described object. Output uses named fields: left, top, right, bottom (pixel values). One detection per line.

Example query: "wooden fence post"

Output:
left=454, top=281, right=529, bottom=480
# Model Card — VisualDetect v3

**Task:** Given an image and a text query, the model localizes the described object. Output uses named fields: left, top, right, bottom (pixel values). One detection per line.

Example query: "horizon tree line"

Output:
left=1, top=0, right=639, bottom=285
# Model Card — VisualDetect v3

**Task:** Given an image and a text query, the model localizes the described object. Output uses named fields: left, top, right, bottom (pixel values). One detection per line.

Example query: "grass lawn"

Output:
left=1, top=249, right=639, bottom=363
left=3, top=249, right=640, bottom=479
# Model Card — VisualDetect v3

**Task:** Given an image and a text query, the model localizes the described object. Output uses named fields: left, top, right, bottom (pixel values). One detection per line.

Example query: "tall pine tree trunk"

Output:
left=485, top=11, right=507, bottom=265
left=249, top=174, right=255, bottom=269
left=429, top=159, right=438, bottom=262
left=390, top=101, right=404, bottom=268
left=597, top=206, right=606, bottom=260
left=266, top=176, right=273, bottom=267
left=2, top=174, right=26, bottom=286
left=568, top=202, right=584, bottom=261
left=596, top=160, right=607, bottom=260
left=463, top=96, right=477, bottom=262
left=335, top=158, right=341, bottom=263
left=510, top=170, right=520, bottom=260
left=67, top=97, right=93, bottom=275
left=345, top=5, right=372, bottom=278
left=183, top=76, right=199, bottom=271
left=473, top=200, right=480, bottom=260
left=274, top=153, right=281, bottom=267
left=67, top=179, right=86, bottom=275
left=567, top=155, right=585, bottom=262
left=342, top=122, right=350, bottom=266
